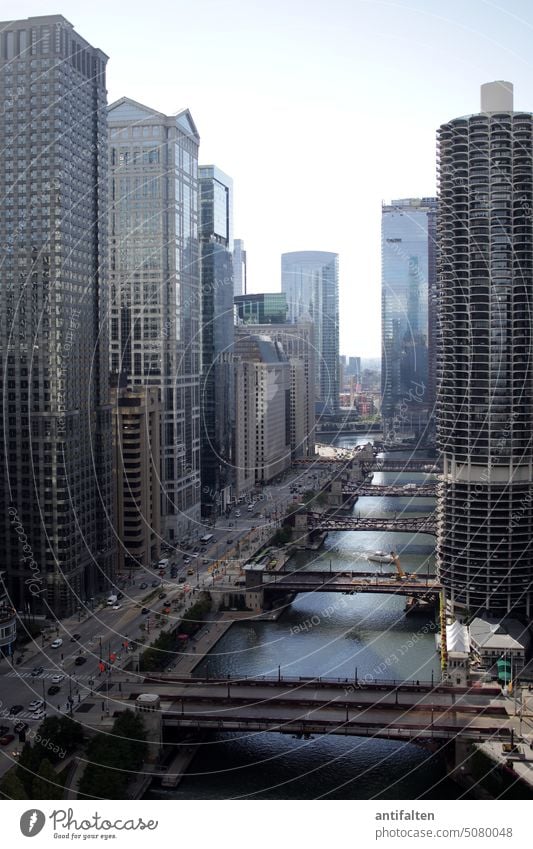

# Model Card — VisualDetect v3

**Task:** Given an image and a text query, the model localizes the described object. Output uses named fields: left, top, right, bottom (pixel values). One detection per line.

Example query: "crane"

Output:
left=390, top=551, right=407, bottom=580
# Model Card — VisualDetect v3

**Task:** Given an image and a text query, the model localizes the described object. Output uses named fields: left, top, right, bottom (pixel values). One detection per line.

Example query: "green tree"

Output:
left=0, top=771, right=28, bottom=799
left=16, top=743, right=41, bottom=795
left=78, top=710, right=147, bottom=799
left=31, top=758, right=62, bottom=800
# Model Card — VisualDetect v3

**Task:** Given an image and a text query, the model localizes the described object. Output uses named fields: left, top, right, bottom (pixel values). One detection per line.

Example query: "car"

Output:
left=183, top=555, right=191, bottom=563
left=70, top=634, right=81, bottom=642
left=193, top=546, right=200, bottom=552
left=191, top=553, right=199, bottom=559
left=74, top=656, right=87, bottom=666
left=151, top=580, right=159, bottom=587
left=0, top=725, right=9, bottom=736
left=202, top=558, right=209, bottom=565
left=112, top=604, right=122, bottom=610
left=51, top=674, right=64, bottom=684
left=139, top=582, right=148, bottom=589
left=50, top=638, right=63, bottom=648
left=187, top=568, right=194, bottom=575
left=47, top=685, right=61, bottom=696
left=178, top=576, right=186, bottom=583
left=0, top=734, right=15, bottom=746
left=29, top=699, right=44, bottom=710
left=235, top=510, right=241, bottom=517
left=30, top=666, right=44, bottom=677
left=141, top=607, right=150, bottom=615
left=8, top=705, right=23, bottom=716
left=29, top=710, right=46, bottom=721
left=13, top=721, right=28, bottom=734
left=158, top=592, right=167, bottom=599
left=116, top=592, right=124, bottom=600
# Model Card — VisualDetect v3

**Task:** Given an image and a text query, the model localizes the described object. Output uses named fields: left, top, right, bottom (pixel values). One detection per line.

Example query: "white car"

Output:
left=29, top=709, right=46, bottom=720
left=29, top=699, right=44, bottom=710
left=50, top=638, right=63, bottom=649
left=112, top=604, right=122, bottom=610
left=51, top=674, right=64, bottom=684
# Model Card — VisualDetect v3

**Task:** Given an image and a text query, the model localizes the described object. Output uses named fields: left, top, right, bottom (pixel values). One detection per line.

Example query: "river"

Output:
left=149, top=435, right=464, bottom=799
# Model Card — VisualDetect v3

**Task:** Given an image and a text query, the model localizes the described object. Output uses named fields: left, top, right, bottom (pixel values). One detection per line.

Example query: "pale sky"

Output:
left=8, top=0, right=533, bottom=355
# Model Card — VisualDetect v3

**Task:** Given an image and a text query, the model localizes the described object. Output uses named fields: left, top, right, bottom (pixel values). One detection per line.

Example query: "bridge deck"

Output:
left=260, top=569, right=441, bottom=596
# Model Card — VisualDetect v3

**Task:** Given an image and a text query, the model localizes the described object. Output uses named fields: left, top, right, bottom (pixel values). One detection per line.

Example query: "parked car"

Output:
left=50, top=638, right=63, bottom=649
left=139, top=582, right=148, bottom=589
left=47, top=685, right=61, bottom=696
left=74, top=656, right=86, bottom=666
left=151, top=580, right=159, bottom=588
left=30, top=666, right=44, bottom=677
left=29, top=699, right=44, bottom=711
left=0, top=734, right=15, bottom=746
left=70, top=634, right=81, bottom=642
left=158, top=592, right=167, bottom=599
left=8, top=705, right=23, bottom=716
left=116, top=592, right=124, bottom=600
left=112, top=604, right=122, bottom=610
left=29, top=710, right=46, bottom=721
left=141, top=607, right=150, bottom=615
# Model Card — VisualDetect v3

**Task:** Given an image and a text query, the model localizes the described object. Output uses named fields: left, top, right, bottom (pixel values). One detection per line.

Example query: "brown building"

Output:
left=111, top=385, right=161, bottom=575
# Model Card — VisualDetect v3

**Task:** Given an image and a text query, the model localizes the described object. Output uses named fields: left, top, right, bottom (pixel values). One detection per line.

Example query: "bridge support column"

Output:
left=328, top=480, right=344, bottom=507
left=292, top=513, right=309, bottom=546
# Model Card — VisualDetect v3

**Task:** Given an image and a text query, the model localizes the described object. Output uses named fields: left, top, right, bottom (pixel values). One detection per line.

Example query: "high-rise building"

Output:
left=198, top=165, right=235, bottom=517
left=381, top=198, right=437, bottom=439
left=0, top=14, right=114, bottom=616
left=234, top=335, right=291, bottom=482
left=235, top=292, right=288, bottom=325
left=111, top=382, right=161, bottom=576
left=108, top=97, right=201, bottom=543
left=233, top=238, right=247, bottom=296
left=281, top=251, right=339, bottom=413
left=437, top=81, right=533, bottom=617
left=233, top=359, right=257, bottom=500
left=235, top=322, right=315, bottom=459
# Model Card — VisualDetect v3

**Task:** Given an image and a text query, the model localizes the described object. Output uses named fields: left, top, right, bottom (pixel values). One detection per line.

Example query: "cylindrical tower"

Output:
left=436, top=81, right=533, bottom=618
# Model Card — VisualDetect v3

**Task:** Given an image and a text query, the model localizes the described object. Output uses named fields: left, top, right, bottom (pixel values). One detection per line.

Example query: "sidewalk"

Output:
left=171, top=611, right=251, bottom=675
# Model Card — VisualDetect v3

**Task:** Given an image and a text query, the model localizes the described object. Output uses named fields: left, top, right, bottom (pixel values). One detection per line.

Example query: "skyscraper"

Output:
left=0, top=14, right=114, bottom=616
left=108, top=97, right=201, bottom=543
left=281, top=251, right=339, bottom=413
left=233, top=238, right=247, bottom=296
left=198, top=165, right=235, bottom=517
left=381, top=198, right=437, bottom=440
left=437, top=81, right=533, bottom=617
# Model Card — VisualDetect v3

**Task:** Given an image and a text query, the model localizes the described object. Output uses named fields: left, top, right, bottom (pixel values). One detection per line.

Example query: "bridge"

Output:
left=258, top=569, right=441, bottom=598
left=344, top=483, right=437, bottom=497
left=307, top=514, right=437, bottom=534
left=128, top=676, right=512, bottom=744
left=363, top=459, right=441, bottom=473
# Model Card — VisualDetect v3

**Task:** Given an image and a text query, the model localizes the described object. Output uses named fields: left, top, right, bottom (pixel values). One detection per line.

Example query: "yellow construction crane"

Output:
left=390, top=551, right=407, bottom=580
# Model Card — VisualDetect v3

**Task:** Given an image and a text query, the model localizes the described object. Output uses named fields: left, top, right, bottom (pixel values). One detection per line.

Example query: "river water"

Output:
left=149, top=436, right=465, bottom=799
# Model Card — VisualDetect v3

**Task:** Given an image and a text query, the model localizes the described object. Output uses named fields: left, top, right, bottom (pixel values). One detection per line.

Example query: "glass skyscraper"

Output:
left=381, top=198, right=437, bottom=438
left=198, top=165, right=235, bottom=517
left=0, top=15, right=114, bottom=615
left=108, top=97, right=201, bottom=542
left=281, top=251, right=339, bottom=413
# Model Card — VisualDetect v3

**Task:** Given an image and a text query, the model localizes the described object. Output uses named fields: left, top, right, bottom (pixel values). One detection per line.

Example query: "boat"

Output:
left=367, top=551, right=394, bottom=564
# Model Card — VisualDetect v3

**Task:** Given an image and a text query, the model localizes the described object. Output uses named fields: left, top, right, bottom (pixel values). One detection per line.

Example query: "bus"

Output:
left=200, top=533, right=214, bottom=545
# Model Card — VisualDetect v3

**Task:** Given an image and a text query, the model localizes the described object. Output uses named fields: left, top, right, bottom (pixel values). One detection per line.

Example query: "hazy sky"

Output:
left=9, top=0, right=533, bottom=354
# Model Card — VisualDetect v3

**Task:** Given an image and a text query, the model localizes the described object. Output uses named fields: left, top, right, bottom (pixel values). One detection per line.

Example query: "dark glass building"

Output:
left=234, top=293, right=288, bottom=325
left=437, top=81, right=533, bottom=617
left=0, top=15, right=114, bottom=616
left=199, top=166, right=235, bottom=517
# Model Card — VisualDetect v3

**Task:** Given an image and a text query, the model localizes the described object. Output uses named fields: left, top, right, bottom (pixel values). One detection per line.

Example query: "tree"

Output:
left=0, top=771, right=28, bottom=799
left=16, top=743, right=41, bottom=795
left=31, top=758, right=62, bottom=800
left=78, top=710, right=147, bottom=799
left=34, top=716, right=84, bottom=764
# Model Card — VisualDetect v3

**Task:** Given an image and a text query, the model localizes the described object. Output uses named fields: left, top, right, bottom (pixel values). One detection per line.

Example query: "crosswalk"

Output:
left=6, top=669, right=94, bottom=682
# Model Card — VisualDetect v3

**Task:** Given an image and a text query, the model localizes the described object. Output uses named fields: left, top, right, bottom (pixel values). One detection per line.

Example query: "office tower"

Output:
left=234, top=292, right=288, bottom=324
left=198, top=165, right=235, bottom=517
left=0, top=573, right=17, bottom=658
left=108, top=97, right=201, bottom=543
left=233, top=238, right=247, bottom=296
left=0, top=15, right=114, bottom=616
left=437, top=81, right=533, bottom=617
left=381, top=198, right=437, bottom=439
left=235, top=322, right=315, bottom=458
left=234, top=335, right=291, bottom=481
left=111, top=382, right=161, bottom=575
left=281, top=251, right=339, bottom=413
left=233, top=359, right=257, bottom=499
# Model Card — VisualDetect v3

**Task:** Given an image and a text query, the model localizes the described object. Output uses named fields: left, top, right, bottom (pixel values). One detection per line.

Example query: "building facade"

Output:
left=0, top=14, right=115, bottom=616
left=233, top=238, right=247, bottom=296
left=198, top=165, right=235, bottom=517
left=111, top=383, right=161, bottom=575
left=281, top=251, right=339, bottom=413
left=437, top=81, right=533, bottom=617
left=108, top=97, right=201, bottom=543
left=234, top=292, right=288, bottom=325
left=381, top=198, right=437, bottom=441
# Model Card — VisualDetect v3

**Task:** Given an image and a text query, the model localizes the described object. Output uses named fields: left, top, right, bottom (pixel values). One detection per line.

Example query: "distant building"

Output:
left=108, top=97, right=201, bottom=542
left=233, top=359, right=257, bottom=499
left=381, top=198, right=437, bottom=439
left=281, top=251, right=339, bottom=413
left=234, top=335, right=291, bottom=482
left=235, top=292, right=288, bottom=325
left=199, top=165, right=235, bottom=517
left=0, top=14, right=114, bottom=616
left=111, top=384, right=161, bottom=575
left=469, top=618, right=526, bottom=676
left=0, top=572, right=16, bottom=659
left=236, top=322, right=315, bottom=459
left=233, top=238, right=247, bottom=296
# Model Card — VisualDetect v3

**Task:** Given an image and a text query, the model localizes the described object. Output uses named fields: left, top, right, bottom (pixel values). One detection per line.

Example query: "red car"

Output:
left=0, top=734, right=15, bottom=746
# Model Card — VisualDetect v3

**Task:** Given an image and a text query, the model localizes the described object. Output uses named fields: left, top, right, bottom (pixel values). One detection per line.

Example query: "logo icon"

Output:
left=20, top=810, right=46, bottom=837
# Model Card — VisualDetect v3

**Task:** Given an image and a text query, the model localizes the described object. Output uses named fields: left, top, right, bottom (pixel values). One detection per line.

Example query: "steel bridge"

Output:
left=307, top=514, right=437, bottom=534
left=259, top=569, right=441, bottom=597
left=344, top=483, right=437, bottom=497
